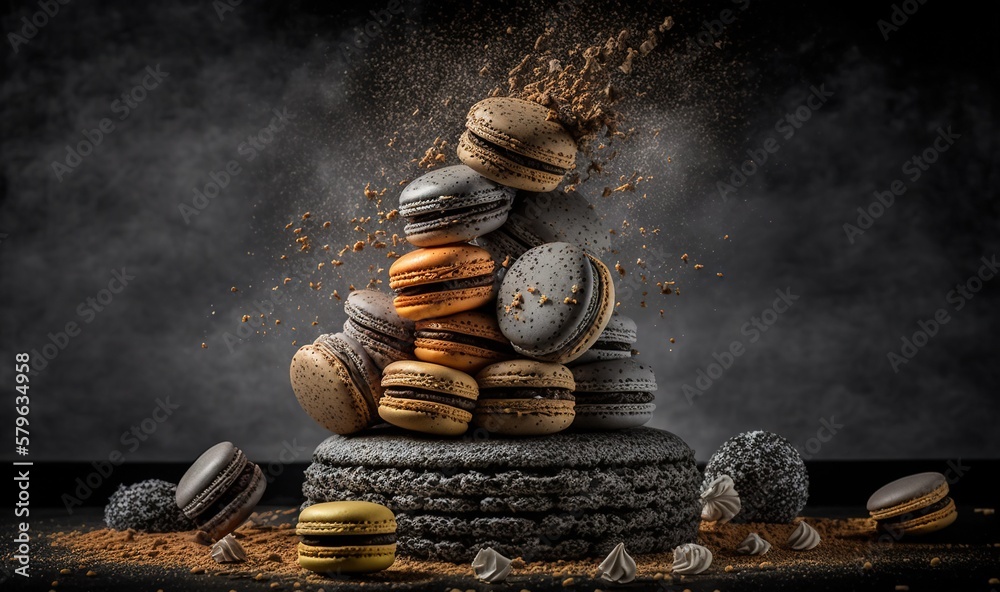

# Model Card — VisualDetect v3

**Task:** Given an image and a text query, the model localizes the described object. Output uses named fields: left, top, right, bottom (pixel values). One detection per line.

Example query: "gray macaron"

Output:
left=399, top=165, right=514, bottom=247
left=571, top=358, right=657, bottom=430
left=343, top=289, right=414, bottom=369
left=496, top=242, right=615, bottom=364
left=569, top=313, right=637, bottom=366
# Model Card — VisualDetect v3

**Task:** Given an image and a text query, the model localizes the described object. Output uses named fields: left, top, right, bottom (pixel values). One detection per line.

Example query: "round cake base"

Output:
left=303, top=426, right=701, bottom=562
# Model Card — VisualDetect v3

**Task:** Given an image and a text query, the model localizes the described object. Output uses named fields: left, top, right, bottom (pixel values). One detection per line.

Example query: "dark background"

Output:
left=1, top=0, right=997, bottom=465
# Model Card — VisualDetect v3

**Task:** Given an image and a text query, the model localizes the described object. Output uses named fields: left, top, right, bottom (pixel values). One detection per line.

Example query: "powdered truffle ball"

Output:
left=104, top=479, right=195, bottom=532
left=702, top=431, right=808, bottom=523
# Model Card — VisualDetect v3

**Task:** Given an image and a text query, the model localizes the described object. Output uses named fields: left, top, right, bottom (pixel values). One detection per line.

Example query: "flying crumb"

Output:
left=564, top=297, right=578, bottom=305
left=681, top=253, right=688, bottom=263
left=539, top=294, right=549, bottom=304
left=241, top=315, right=250, bottom=323
left=230, top=286, right=238, bottom=293
left=716, top=272, right=724, bottom=277
left=200, top=343, right=207, bottom=349
left=694, top=264, right=704, bottom=270
left=669, top=337, right=675, bottom=343
left=301, top=212, right=311, bottom=220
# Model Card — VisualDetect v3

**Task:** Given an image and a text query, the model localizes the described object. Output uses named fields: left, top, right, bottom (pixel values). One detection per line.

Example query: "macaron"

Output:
left=388, top=244, right=496, bottom=321
left=343, top=289, right=415, bottom=369
left=496, top=242, right=615, bottom=364
left=399, top=165, right=515, bottom=247
left=414, top=310, right=516, bottom=373
left=867, top=472, right=958, bottom=535
left=176, top=442, right=266, bottom=542
left=474, top=359, right=576, bottom=436
left=478, top=189, right=610, bottom=268
left=569, top=313, right=637, bottom=366
left=379, top=360, right=479, bottom=436
left=296, top=501, right=397, bottom=573
left=458, top=97, right=577, bottom=192
left=571, top=358, right=657, bottom=430
left=290, top=332, right=383, bottom=435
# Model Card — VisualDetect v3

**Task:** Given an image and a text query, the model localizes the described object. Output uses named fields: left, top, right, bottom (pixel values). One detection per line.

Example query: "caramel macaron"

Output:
left=474, top=359, right=576, bottom=436
left=458, top=97, right=576, bottom=192
left=378, top=360, right=479, bottom=436
left=414, top=310, right=515, bottom=374
left=389, top=244, right=496, bottom=321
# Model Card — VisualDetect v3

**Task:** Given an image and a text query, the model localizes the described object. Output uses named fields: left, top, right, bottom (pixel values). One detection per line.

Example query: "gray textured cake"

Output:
left=303, top=426, right=701, bottom=562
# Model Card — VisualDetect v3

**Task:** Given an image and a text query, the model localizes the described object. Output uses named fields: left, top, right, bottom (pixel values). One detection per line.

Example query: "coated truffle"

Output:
left=702, top=431, right=808, bottom=523
left=104, top=479, right=195, bottom=532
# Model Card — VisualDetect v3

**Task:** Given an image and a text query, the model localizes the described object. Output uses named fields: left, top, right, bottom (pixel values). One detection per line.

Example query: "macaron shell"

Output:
left=378, top=396, right=471, bottom=436
left=297, top=542, right=396, bottom=574
left=571, top=358, right=658, bottom=393
left=199, top=463, right=266, bottom=541
left=867, top=472, right=948, bottom=517
left=393, top=285, right=495, bottom=321
left=290, top=344, right=372, bottom=435
left=296, top=500, right=397, bottom=535
left=398, top=164, right=512, bottom=215
left=344, top=319, right=413, bottom=369
left=473, top=398, right=575, bottom=435
left=476, top=359, right=575, bottom=390
left=458, top=130, right=565, bottom=193
left=572, top=403, right=656, bottom=430
left=176, top=442, right=243, bottom=517
left=570, top=347, right=632, bottom=366
left=413, top=340, right=510, bottom=374
left=343, top=290, right=414, bottom=342
left=890, top=498, right=958, bottom=535
left=388, top=244, right=495, bottom=290
left=381, top=360, right=479, bottom=400
left=463, top=97, right=576, bottom=168
left=405, top=207, right=511, bottom=247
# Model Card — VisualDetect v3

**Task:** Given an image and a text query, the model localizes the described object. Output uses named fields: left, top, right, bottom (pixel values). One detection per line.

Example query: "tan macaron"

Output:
left=378, top=360, right=479, bottom=436
left=458, top=97, right=576, bottom=192
left=474, top=359, right=575, bottom=436
left=414, top=310, right=515, bottom=373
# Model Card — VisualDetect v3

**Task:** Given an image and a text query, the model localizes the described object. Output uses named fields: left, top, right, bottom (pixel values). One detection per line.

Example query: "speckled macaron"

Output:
left=867, top=472, right=958, bottom=535
left=569, top=313, right=637, bottom=366
left=290, top=333, right=383, bottom=435
left=474, top=359, right=576, bottom=436
left=414, top=310, right=515, bottom=374
left=399, top=165, right=515, bottom=247
left=570, top=358, right=656, bottom=430
left=389, top=244, right=496, bottom=321
left=478, top=189, right=610, bottom=268
left=343, top=289, right=414, bottom=369
left=496, top=242, right=615, bottom=364
left=176, top=442, right=266, bottom=542
left=379, top=360, right=479, bottom=436
left=702, top=431, right=809, bottom=523
left=458, top=97, right=577, bottom=192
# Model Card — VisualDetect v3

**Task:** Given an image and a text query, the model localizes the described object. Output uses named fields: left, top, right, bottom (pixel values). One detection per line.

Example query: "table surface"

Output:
left=3, top=504, right=998, bottom=592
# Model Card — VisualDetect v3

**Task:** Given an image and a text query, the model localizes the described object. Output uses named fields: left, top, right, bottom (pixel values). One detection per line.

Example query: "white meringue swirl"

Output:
left=700, top=474, right=742, bottom=523
left=671, top=543, right=713, bottom=575
left=597, top=542, right=636, bottom=583
left=787, top=521, right=821, bottom=551
left=736, top=532, right=771, bottom=555
left=472, top=547, right=513, bottom=583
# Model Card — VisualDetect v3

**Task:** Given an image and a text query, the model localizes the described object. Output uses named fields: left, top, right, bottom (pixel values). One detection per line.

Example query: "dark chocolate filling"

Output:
left=574, top=391, right=655, bottom=405
left=192, top=461, right=256, bottom=523
left=301, top=533, right=397, bottom=547
left=877, top=497, right=953, bottom=528
left=466, top=131, right=568, bottom=175
left=479, top=387, right=575, bottom=401
left=408, top=199, right=510, bottom=224
left=384, top=387, right=477, bottom=412
left=590, top=340, right=632, bottom=352
left=414, top=329, right=515, bottom=354
left=397, top=275, right=494, bottom=297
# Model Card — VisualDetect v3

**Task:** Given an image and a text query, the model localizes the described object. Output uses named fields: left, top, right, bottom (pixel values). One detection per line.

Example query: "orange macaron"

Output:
left=388, top=244, right=496, bottom=321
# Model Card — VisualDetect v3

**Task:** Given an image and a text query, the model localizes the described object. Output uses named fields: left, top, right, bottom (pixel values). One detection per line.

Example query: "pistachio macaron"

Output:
left=414, top=310, right=515, bottom=373
left=497, top=242, right=615, bottom=364
left=297, top=501, right=397, bottom=574
left=458, top=97, right=577, bottom=192
left=378, top=360, right=479, bottom=436
left=290, top=333, right=383, bottom=435
left=388, top=244, right=496, bottom=321
left=399, top=164, right=515, bottom=247
left=176, top=442, right=266, bottom=542
left=343, top=289, right=414, bottom=369
left=867, top=472, right=958, bottom=535
left=474, top=359, right=576, bottom=436
left=571, top=358, right=657, bottom=430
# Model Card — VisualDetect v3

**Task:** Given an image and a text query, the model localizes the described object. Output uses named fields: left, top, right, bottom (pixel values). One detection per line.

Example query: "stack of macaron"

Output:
left=290, top=96, right=660, bottom=438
